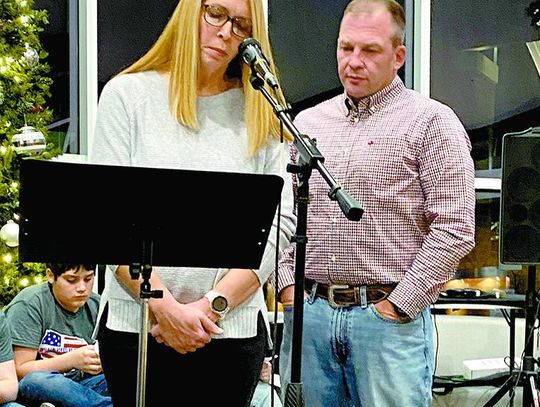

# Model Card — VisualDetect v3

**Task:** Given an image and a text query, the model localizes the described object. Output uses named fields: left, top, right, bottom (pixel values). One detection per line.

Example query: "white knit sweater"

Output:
left=91, top=70, right=296, bottom=338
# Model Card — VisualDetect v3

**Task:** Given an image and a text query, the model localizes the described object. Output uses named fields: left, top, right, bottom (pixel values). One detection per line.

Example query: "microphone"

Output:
left=239, top=38, right=279, bottom=90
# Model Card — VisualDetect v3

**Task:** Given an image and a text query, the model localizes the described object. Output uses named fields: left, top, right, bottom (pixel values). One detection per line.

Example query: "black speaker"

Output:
left=500, top=127, right=540, bottom=264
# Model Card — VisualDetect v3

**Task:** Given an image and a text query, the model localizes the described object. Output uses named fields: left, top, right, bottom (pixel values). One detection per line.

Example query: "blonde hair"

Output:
left=119, top=0, right=291, bottom=155
left=344, top=0, right=405, bottom=47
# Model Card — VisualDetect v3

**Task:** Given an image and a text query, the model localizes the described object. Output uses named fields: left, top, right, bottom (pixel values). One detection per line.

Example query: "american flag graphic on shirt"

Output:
left=38, top=329, right=88, bottom=359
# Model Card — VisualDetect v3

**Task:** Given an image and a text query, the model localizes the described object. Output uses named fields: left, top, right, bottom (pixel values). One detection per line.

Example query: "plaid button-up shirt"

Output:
left=277, top=76, right=476, bottom=317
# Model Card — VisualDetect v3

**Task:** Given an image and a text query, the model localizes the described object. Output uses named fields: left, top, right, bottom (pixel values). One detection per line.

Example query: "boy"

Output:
left=3, top=264, right=112, bottom=407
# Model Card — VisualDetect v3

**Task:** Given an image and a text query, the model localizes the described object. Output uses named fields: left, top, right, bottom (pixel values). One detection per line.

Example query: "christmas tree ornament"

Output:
left=0, top=220, right=19, bottom=248
left=12, top=125, right=47, bottom=155
left=22, top=44, right=39, bottom=65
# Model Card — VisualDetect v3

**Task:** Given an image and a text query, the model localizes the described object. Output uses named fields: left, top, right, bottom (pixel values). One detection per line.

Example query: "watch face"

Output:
left=212, top=296, right=228, bottom=312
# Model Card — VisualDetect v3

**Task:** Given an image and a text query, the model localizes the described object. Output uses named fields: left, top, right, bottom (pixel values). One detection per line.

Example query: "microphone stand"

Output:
left=129, top=236, right=163, bottom=407
left=248, top=75, right=363, bottom=407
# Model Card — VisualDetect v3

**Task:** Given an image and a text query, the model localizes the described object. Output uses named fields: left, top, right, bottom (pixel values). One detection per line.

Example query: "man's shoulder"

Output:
left=401, top=87, right=457, bottom=115
left=304, top=93, right=342, bottom=111
left=294, top=94, right=342, bottom=122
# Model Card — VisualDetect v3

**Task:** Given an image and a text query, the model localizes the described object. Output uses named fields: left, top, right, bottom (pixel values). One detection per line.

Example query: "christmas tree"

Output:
left=0, top=0, right=61, bottom=306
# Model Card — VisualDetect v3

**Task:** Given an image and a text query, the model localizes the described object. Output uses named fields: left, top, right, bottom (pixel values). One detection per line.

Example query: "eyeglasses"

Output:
left=202, top=4, right=253, bottom=39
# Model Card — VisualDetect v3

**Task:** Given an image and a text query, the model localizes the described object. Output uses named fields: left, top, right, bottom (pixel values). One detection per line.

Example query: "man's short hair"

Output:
left=343, top=0, right=405, bottom=46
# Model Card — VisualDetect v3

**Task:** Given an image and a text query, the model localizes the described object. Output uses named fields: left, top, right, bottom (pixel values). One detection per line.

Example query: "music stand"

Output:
left=18, top=158, right=285, bottom=407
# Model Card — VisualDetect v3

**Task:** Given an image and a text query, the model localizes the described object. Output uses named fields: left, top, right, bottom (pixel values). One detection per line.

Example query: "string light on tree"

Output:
left=0, top=56, right=15, bottom=74
left=19, top=15, right=30, bottom=25
left=527, top=1, right=540, bottom=27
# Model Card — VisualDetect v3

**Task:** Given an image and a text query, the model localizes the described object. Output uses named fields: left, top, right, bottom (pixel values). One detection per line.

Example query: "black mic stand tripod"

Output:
left=483, top=264, right=540, bottom=407
left=129, top=235, right=163, bottom=407
left=247, top=74, right=363, bottom=407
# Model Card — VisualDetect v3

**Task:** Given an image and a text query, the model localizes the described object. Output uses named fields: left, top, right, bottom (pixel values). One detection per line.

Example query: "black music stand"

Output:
left=18, top=158, right=285, bottom=407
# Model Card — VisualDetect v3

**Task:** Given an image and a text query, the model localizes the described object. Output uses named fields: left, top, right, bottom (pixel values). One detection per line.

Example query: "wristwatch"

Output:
left=204, top=290, right=230, bottom=319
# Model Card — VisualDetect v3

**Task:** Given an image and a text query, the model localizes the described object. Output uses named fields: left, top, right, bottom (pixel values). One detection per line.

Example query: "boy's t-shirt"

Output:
left=3, top=283, right=99, bottom=359
left=0, top=311, right=14, bottom=363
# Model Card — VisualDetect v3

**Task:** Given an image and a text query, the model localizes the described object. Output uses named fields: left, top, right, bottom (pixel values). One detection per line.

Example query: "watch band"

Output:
left=204, top=290, right=230, bottom=319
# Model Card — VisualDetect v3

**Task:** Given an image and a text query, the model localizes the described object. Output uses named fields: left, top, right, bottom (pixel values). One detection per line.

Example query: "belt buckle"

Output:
left=327, top=284, right=352, bottom=308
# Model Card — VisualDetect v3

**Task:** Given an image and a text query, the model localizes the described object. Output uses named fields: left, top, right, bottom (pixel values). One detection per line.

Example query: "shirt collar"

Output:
left=341, top=76, right=405, bottom=118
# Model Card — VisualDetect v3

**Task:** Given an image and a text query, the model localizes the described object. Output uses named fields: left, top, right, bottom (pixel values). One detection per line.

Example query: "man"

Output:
left=0, top=311, right=23, bottom=407
left=277, top=0, right=476, bottom=406
left=3, top=264, right=112, bottom=407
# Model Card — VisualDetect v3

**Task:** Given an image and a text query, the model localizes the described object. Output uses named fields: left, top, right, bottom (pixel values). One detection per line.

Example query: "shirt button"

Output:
left=330, top=254, right=336, bottom=262
left=332, top=217, right=338, bottom=223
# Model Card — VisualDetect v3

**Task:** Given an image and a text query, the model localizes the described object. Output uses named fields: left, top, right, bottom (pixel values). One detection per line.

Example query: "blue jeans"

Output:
left=250, top=381, right=283, bottom=407
left=280, top=291, right=434, bottom=407
left=18, top=371, right=112, bottom=407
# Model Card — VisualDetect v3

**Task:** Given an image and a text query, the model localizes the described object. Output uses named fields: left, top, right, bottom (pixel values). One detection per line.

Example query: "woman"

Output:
left=91, top=0, right=296, bottom=405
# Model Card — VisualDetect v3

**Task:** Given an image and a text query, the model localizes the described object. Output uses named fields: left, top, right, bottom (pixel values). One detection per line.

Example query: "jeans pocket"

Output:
left=369, top=303, right=411, bottom=324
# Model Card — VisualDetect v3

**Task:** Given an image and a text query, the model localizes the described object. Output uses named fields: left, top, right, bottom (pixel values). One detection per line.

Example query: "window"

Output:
left=429, top=0, right=540, bottom=293
left=36, top=0, right=79, bottom=153
left=268, top=0, right=413, bottom=113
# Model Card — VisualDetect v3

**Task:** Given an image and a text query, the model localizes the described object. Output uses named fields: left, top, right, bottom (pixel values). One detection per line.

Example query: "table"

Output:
left=432, top=294, right=527, bottom=400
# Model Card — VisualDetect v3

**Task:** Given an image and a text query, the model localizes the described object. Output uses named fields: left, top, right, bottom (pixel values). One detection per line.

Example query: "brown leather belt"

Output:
left=307, top=281, right=396, bottom=308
